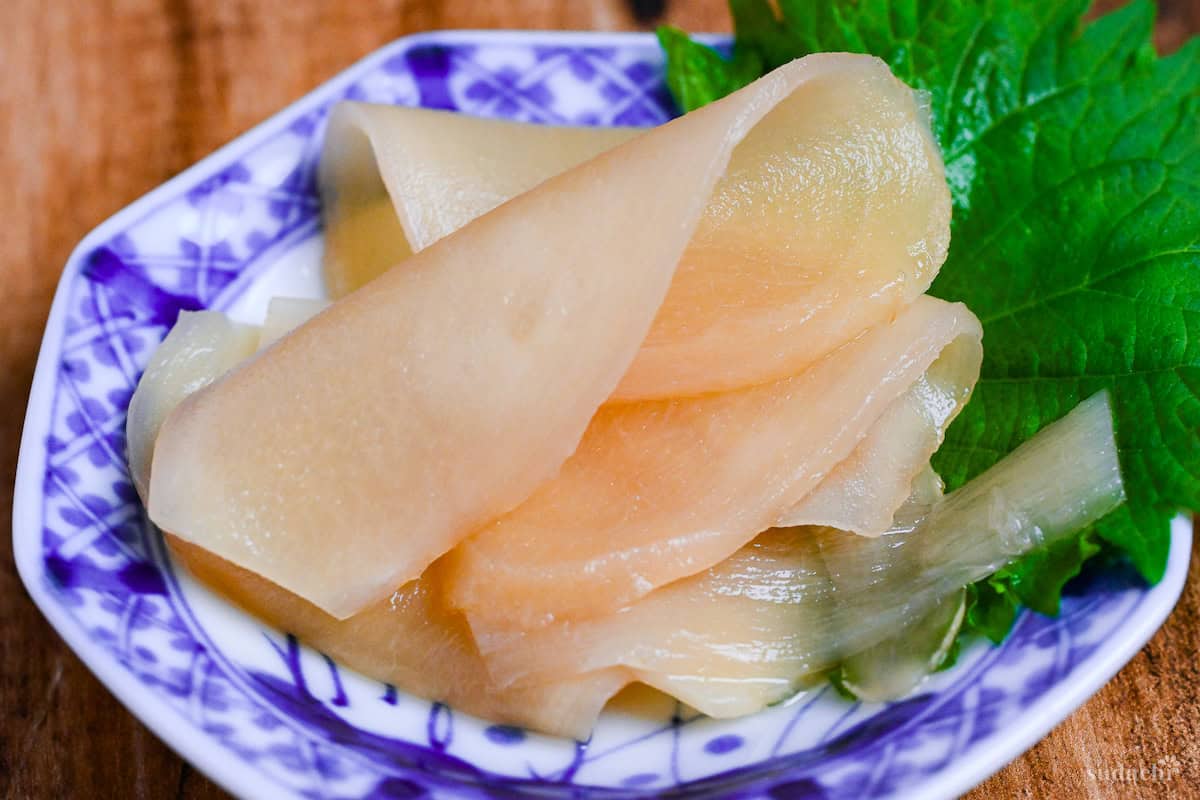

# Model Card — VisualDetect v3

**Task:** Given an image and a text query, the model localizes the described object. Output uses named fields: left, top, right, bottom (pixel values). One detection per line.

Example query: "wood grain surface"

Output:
left=2, top=1, right=1197, bottom=798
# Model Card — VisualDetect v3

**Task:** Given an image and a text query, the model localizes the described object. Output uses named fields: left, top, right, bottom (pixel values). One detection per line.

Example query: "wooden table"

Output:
left=2, top=1, right=1197, bottom=797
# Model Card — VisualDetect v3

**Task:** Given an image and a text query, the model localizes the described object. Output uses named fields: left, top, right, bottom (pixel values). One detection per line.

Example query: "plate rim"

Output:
left=909, top=516, right=1190, bottom=800
left=11, top=28, right=1194, bottom=800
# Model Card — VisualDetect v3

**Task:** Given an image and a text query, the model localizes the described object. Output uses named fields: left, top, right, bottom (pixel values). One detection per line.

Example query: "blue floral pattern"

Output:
left=15, top=32, right=1185, bottom=800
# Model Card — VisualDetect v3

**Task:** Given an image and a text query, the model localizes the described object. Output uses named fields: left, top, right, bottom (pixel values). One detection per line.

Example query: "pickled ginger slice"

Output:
left=321, top=57, right=950, bottom=400
left=477, top=393, right=1124, bottom=715
left=126, top=311, right=259, bottom=501
left=779, top=329, right=979, bottom=535
left=444, top=297, right=982, bottom=632
left=836, top=588, right=966, bottom=703
left=148, top=54, right=937, bottom=619
left=169, top=537, right=627, bottom=740
left=129, top=300, right=327, bottom=500
left=258, top=297, right=329, bottom=348
left=129, top=302, right=628, bottom=739
left=320, top=103, right=636, bottom=297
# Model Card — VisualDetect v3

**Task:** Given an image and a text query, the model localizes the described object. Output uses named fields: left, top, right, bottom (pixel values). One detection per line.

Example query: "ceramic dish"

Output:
left=13, top=31, right=1192, bottom=800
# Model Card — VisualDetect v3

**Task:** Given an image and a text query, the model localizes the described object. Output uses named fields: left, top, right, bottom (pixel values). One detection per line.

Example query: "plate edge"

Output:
left=906, top=516, right=1193, bottom=800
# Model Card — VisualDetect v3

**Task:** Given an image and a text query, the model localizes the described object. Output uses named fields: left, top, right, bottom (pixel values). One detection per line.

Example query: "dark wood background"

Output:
left=2, top=1, right=1198, bottom=797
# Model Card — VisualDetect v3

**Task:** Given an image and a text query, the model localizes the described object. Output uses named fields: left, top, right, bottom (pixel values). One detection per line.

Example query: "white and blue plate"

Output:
left=13, top=31, right=1192, bottom=800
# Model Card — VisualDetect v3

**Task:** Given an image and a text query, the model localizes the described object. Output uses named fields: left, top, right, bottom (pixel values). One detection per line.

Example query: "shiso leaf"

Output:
left=659, top=1, right=1199, bottom=645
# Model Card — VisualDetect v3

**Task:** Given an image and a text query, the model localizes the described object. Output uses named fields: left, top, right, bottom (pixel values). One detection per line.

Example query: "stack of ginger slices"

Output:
left=128, top=54, right=985, bottom=738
